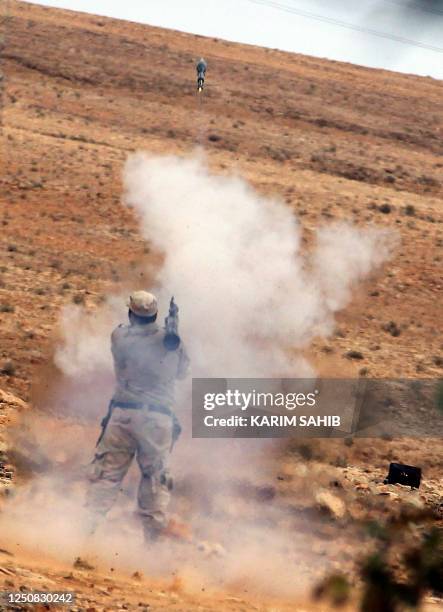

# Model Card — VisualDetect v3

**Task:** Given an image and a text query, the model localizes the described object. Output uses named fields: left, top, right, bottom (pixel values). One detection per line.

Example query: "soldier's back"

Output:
left=111, top=323, right=184, bottom=407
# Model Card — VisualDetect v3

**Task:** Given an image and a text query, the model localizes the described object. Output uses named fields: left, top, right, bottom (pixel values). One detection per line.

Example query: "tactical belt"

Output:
left=97, top=399, right=181, bottom=449
left=111, top=400, right=172, bottom=418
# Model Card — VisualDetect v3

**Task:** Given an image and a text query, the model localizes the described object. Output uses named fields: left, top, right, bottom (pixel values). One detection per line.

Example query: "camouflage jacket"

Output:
left=110, top=322, right=190, bottom=408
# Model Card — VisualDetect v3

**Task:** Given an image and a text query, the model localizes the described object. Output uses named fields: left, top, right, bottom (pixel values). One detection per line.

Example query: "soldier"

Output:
left=86, top=291, right=190, bottom=541
left=196, top=58, right=207, bottom=91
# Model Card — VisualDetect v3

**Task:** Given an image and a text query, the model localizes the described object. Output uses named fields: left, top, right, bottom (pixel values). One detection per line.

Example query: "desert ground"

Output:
left=0, top=1, right=442, bottom=610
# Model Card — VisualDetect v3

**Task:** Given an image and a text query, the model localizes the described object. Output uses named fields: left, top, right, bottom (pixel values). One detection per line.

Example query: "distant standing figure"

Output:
left=196, top=58, right=207, bottom=91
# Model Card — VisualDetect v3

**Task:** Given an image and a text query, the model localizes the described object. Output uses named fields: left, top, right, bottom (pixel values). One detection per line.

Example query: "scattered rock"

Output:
left=330, top=479, right=343, bottom=489
left=72, top=293, right=85, bottom=305
left=321, top=344, right=334, bottom=354
left=345, top=350, right=364, bottom=360
left=379, top=203, right=392, bottom=214
left=73, top=557, right=95, bottom=571
left=382, top=321, right=401, bottom=337
left=403, top=204, right=416, bottom=216
left=315, top=490, right=346, bottom=519
left=0, top=361, right=16, bottom=376
left=0, top=389, right=27, bottom=410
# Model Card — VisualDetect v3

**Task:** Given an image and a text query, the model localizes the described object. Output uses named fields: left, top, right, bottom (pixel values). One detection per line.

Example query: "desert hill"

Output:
left=0, top=1, right=442, bottom=610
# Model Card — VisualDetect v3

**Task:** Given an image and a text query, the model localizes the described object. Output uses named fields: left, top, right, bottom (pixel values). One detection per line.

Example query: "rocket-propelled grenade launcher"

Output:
left=163, top=297, right=181, bottom=351
left=196, top=58, right=207, bottom=92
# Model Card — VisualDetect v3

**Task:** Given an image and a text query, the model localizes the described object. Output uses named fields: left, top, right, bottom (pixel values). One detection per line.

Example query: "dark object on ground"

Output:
left=345, top=350, right=364, bottom=360
left=384, top=462, right=421, bottom=488
left=379, top=203, right=392, bottom=214
left=73, top=557, right=95, bottom=571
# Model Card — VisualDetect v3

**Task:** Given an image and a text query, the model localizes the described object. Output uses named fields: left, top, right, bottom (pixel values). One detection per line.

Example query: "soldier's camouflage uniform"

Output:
left=86, top=320, right=190, bottom=539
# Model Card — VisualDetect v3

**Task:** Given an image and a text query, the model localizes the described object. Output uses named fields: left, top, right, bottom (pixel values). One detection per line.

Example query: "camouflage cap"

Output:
left=128, top=290, right=158, bottom=317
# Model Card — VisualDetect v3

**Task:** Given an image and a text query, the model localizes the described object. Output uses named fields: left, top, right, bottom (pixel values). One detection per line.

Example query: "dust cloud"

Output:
left=1, top=152, right=395, bottom=597
left=123, top=152, right=393, bottom=377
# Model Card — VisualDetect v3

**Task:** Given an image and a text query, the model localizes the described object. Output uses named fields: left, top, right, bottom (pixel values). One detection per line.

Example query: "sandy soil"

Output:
left=0, top=1, right=442, bottom=610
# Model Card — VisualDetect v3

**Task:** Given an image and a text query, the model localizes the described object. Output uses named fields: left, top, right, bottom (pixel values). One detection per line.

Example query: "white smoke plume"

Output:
left=54, top=303, right=117, bottom=377
left=53, top=152, right=393, bottom=382
left=122, top=152, right=393, bottom=378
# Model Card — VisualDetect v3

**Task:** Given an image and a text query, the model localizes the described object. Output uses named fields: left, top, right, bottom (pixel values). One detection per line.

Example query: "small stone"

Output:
left=315, top=490, right=346, bottom=519
left=403, top=204, right=415, bottom=216
left=345, top=350, right=364, bottom=360
left=73, top=557, right=95, bottom=571
left=382, top=321, right=401, bottom=337
left=379, top=203, right=392, bottom=214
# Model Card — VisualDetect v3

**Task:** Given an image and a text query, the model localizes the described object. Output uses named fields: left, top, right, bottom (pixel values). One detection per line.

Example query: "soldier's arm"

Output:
left=111, top=326, right=127, bottom=382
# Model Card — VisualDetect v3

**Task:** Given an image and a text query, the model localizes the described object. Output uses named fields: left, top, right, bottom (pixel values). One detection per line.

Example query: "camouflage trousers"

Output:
left=86, top=406, right=173, bottom=539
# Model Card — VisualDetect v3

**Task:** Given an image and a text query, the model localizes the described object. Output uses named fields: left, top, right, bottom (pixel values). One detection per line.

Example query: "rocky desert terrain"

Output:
left=0, top=1, right=442, bottom=610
